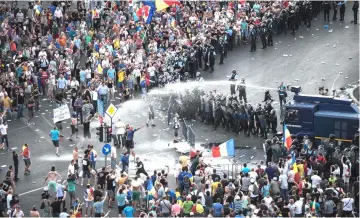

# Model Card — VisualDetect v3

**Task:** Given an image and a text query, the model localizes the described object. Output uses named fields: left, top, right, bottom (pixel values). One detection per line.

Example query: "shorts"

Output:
left=126, top=140, right=134, bottom=150
left=24, top=158, right=31, bottom=166
left=117, top=82, right=123, bottom=88
left=85, top=200, right=94, bottom=208
left=52, top=140, right=59, bottom=147
left=28, top=109, right=34, bottom=118
left=107, top=189, right=114, bottom=198
left=148, top=112, right=154, bottom=120
left=174, top=128, right=178, bottom=137
left=118, top=205, right=126, bottom=214
left=132, top=190, right=140, bottom=201
left=83, top=170, right=91, bottom=179
left=69, top=191, right=76, bottom=199
left=48, top=181, right=57, bottom=192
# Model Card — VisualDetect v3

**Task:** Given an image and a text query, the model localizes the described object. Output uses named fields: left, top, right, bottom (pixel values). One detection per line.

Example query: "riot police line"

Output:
left=162, top=76, right=278, bottom=141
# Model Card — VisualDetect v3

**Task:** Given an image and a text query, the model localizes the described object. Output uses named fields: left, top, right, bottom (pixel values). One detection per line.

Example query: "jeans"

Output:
left=280, top=188, right=288, bottom=201
left=1, top=134, right=8, bottom=150
left=17, top=104, right=24, bottom=118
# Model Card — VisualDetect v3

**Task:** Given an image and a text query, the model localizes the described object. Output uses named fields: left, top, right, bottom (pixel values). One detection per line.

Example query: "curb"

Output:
left=350, top=86, right=359, bottom=106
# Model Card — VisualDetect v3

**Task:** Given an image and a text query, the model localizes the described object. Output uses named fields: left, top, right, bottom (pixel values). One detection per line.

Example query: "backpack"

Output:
left=253, top=184, right=259, bottom=195
left=183, top=176, right=190, bottom=188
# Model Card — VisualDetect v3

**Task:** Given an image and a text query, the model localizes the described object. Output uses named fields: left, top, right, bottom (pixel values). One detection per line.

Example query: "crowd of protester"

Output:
left=0, top=0, right=358, bottom=217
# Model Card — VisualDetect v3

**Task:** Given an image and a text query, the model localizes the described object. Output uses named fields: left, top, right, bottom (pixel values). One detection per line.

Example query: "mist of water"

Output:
left=148, top=80, right=277, bottom=96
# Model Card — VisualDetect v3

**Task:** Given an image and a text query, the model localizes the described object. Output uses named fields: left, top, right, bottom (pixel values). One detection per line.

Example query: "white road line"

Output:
left=40, top=113, right=54, bottom=127
left=18, top=186, right=46, bottom=196
left=8, top=126, right=29, bottom=133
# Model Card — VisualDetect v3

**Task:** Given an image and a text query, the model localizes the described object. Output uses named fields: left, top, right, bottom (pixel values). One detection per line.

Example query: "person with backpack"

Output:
left=249, top=178, right=259, bottom=205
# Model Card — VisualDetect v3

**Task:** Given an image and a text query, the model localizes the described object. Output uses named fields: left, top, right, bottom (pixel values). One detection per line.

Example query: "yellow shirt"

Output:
left=195, top=203, right=204, bottom=213
left=113, top=39, right=120, bottom=49
left=117, top=71, right=125, bottom=82
left=297, top=164, right=304, bottom=177
left=211, top=181, right=220, bottom=194
left=3, top=97, right=11, bottom=108
left=179, top=155, right=188, bottom=168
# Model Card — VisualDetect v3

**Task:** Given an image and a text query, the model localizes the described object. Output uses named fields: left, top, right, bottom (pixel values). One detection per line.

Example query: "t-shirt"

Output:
left=122, top=206, right=134, bottom=217
left=94, top=201, right=104, bottom=214
left=68, top=180, right=76, bottom=192
left=242, top=167, right=250, bottom=174
left=82, top=158, right=90, bottom=171
left=117, top=193, right=126, bottom=206
left=50, top=129, right=60, bottom=141
left=212, top=202, right=223, bottom=216
left=97, top=171, right=109, bottom=185
left=182, top=201, right=194, bottom=214
left=341, top=198, right=354, bottom=211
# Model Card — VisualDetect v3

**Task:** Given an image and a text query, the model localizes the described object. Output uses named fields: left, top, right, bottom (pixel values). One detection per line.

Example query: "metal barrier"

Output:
left=182, top=119, right=196, bottom=146
left=212, top=163, right=243, bottom=180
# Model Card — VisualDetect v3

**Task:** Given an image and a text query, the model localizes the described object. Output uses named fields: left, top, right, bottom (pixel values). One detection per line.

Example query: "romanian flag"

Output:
left=212, top=139, right=235, bottom=158
left=283, top=124, right=292, bottom=150
left=155, top=0, right=180, bottom=11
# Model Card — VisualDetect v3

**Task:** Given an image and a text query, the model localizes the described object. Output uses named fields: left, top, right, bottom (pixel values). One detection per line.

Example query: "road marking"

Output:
left=8, top=126, right=29, bottom=133
left=40, top=113, right=54, bottom=127
left=18, top=186, right=46, bottom=196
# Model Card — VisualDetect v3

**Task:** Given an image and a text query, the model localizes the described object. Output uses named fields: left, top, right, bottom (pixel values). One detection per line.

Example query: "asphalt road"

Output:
left=0, top=6, right=358, bottom=217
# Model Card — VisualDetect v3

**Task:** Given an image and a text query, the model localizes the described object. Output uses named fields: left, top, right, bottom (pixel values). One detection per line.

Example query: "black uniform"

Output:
left=219, top=40, right=225, bottom=64
left=13, top=152, right=19, bottom=180
left=339, top=2, right=346, bottom=21
left=249, top=28, right=256, bottom=52
left=260, top=24, right=267, bottom=49
left=352, top=1, right=359, bottom=24
left=323, top=1, right=331, bottom=22
left=267, top=20, right=273, bottom=46
left=208, top=49, right=216, bottom=73
left=332, top=2, right=338, bottom=20
left=237, top=81, right=247, bottom=103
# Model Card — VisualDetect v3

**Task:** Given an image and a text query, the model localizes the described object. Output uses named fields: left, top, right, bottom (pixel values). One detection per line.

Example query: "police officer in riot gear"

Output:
left=305, top=2, right=312, bottom=27
left=229, top=70, right=238, bottom=95
left=260, top=22, right=268, bottom=49
left=208, top=46, right=216, bottom=73
left=278, top=82, right=287, bottom=108
left=237, top=78, right=247, bottom=103
left=195, top=72, right=204, bottom=82
left=219, top=38, right=225, bottom=65
left=269, top=109, right=277, bottom=137
left=288, top=10, right=296, bottom=35
left=323, top=1, right=331, bottom=22
left=249, top=24, right=257, bottom=52
left=267, top=18, right=274, bottom=46
left=263, top=89, right=274, bottom=102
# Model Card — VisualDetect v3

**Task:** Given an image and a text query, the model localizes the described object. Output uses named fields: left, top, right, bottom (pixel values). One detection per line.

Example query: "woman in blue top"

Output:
left=116, top=188, right=127, bottom=216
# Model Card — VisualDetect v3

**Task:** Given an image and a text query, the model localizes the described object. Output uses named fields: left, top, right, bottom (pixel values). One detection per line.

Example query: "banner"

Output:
left=53, top=105, right=71, bottom=123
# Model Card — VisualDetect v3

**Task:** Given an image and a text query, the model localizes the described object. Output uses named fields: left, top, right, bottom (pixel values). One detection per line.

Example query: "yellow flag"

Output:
left=97, top=64, right=103, bottom=74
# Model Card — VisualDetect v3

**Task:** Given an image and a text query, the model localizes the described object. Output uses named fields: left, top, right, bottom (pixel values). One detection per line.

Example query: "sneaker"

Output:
left=56, top=153, right=60, bottom=156
left=27, top=123, right=30, bottom=126
left=151, top=124, right=156, bottom=127
left=32, top=123, right=35, bottom=126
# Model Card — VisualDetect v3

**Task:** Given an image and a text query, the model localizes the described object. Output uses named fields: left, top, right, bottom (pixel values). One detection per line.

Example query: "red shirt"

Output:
left=23, top=147, right=30, bottom=158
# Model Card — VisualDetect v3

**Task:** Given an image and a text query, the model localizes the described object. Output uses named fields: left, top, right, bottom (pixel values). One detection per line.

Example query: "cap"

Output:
left=273, top=177, right=277, bottom=181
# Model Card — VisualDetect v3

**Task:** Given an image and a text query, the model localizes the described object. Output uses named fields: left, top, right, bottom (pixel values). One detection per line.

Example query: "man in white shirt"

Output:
left=70, top=77, right=80, bottom=90
left=0, top=121, right=9, bottom=151
left=310, top=171, right=321, bottom=188
left=114, top=119, right=126, bottom=148
left=341, top=193, right=354, bottom=216
left=279, top=170, right=288, bottom=201
left=264, top=195, right=273, bottom=207
left=288, top=165, right=295, bottom=190
left=68, top=160, right=75, bottom=176
left=293, top=198, right=304, bottom=216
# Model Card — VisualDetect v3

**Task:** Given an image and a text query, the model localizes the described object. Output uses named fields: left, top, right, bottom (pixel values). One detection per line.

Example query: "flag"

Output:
left=283, top=124, right=292, bottom=150
left=146, top=179, right=157, bottom=197
left=155, top=0, right=180, bottom=11
left=34, top=5, right=43, bottom=15
left=136, top=1, right=155, bottom=24
left=212, top=139, right=235, bottom=157
left=311, top=200, right=316, bottom=212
